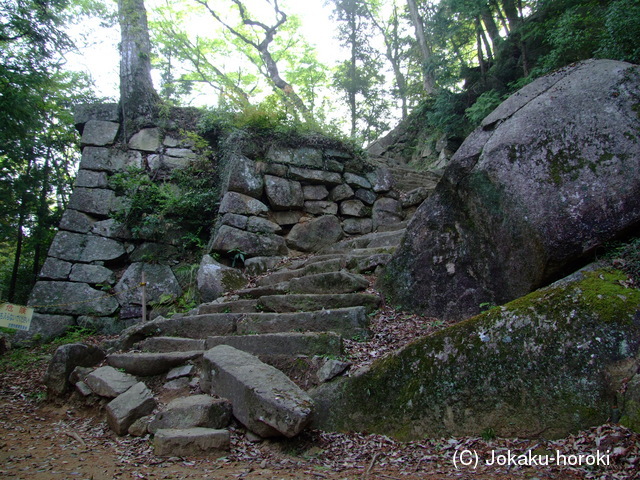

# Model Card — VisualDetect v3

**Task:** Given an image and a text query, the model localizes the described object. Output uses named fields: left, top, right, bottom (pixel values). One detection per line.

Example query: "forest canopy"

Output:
left=1, top=0, right=639, bottom=305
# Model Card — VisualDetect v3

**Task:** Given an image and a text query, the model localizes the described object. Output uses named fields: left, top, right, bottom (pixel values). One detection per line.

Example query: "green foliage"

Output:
left=465, top=90, right=503, bottom=126
left=481, top=427, right=497, bottom=441
left=605, top=237, right=640, bottom=286
left=228, top=248, right=246, bottom=268
left=110, top=156, right=219, bottom=249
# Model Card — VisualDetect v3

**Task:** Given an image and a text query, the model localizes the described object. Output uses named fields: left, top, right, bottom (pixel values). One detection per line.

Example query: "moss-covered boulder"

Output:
left=380, top=59, right=640, bottom=320
left=312, top=265, right=640, bottom=440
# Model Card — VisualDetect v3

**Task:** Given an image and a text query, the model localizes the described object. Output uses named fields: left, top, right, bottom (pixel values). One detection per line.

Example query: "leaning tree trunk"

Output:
left=406, top=0, right=435, bottom=95
left=118, top=0, right=159, bottom=130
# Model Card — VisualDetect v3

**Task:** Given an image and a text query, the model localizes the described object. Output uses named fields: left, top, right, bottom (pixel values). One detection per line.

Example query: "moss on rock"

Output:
left=312, top=266, right=640, bottom=440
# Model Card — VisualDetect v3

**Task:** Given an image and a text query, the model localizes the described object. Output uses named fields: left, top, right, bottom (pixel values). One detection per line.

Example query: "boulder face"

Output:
left=381, top=60, right=640, bottom=320
left=313, top=265, right=640, bottom=439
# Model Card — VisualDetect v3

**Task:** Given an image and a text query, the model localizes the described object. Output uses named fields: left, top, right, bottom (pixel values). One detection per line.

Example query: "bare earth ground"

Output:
left=1, top=304, right=639, bottom=480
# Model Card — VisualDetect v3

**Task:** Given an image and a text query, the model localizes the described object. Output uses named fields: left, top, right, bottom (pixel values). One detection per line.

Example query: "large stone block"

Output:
left=85, top=366, right=138, bottom=398
left=154, top=428, right=230, bottom=457
left=236, top=308, right=369, bottom=339
left=372, top=197, right=402, bottom=229
left=12, top=313, right=75, bottom=345
left=80, top=120, right=120, bottom=147
left=148, top=395, right=232, bottom=433
left=223, top=154, right=264, bottom=198
left=197, top=254, right=247, bottom=303
left=205, top=332, right=343, bottom=357
left=106, top=382, right=157, bottom=435
left=68, top=187, right=116, bottom=217
left=107, top=351, right=204, bottom=376
left=129, top=128, right=161, bottom=151
left=202, top=345, right=313, bottom=437
left=266, top=146, right=323, bottom=168
left=74, top=170, right=109, bottom=188
left=210, top=225, right=288, bottom=258
left=219, top=192, right=269, bottom=216
left=118, top=314, right=240, bottom=349
left=48, top=231, right=126, bottom=262
left=115, top=263, right=183, bottom=306
left=39, top=258, right=73, bottom=280
left=286, top=216, right=343, bottom=252
left=43, top=343, right=105, bottom=396
left=264, top=175, right=304, bottom=210
left=74, top=103, right=119, bottom=128
left=80, top=147, right=142, bottom=173
left=29, top=281, right=119, bottom=316
left=59, top=209, right=95, bottom=234
left=288, top=167, right=342, bottom=185
left=69, top=264, right=116, bottom=285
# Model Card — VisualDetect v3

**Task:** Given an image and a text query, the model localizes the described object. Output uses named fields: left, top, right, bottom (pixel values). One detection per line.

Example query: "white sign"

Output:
left=0, top=303, right=34, bottom=331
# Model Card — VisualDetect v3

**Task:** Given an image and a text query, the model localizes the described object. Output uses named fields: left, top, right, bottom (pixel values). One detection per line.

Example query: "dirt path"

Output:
left=1, top=338, right=637, bottom=480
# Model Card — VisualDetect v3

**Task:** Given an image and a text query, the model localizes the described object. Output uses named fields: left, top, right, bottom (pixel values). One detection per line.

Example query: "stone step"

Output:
left=118, top=313, right=241, bottom=348
left=237, top=307, right=369, bottom=339
left=138, top=332, right=342, bottom=358
left=120, top=307, right=369, bottom=346
left=258, top=293, right=381, bottom=313
left=321, top=230, right=404, bottom=253
left=235, top=282, right=289, bottom=299
left=198, top=299, right=258, bottom=314
left=254, top=257, right=345, bottom=287
left=154, top=428, right=230, bottom=457
left=107, top=351, right=203, bottom=376
left=138, top=337, right=206, bottom=352
left=288, top=271, right=369, bottom=294
left=205, top=332, right=343, bottom=357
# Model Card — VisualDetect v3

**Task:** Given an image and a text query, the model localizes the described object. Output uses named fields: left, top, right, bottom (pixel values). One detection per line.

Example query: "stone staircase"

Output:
left=51, top=222, right=415, bottom=456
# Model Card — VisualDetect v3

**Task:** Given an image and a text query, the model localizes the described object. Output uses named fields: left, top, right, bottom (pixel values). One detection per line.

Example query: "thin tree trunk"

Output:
left=501, top=0, right=520, bottom=31
left=7, top=210, right=25, bottom=303
left=118, top=0, right=159, bottom=127
left=406, top=0, right=435, bottom=94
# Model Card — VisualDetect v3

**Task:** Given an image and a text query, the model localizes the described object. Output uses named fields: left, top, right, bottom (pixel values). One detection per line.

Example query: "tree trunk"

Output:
left=349, top=8, right=357, bottom=138
left=118, top=0, right=159, bottom=128
left=406, top=0, right=435, bottom=94
left=501, top=0, right=520, bottom=30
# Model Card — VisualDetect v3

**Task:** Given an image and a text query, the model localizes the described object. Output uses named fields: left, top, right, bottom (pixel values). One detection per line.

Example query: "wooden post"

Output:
left=141, top=271, right=147, bottom=323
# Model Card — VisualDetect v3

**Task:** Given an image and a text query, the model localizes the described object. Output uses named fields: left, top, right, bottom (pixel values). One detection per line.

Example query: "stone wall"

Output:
left=22, top=104, right=407, bottom=343
left=209, top=142, right=401, bottom=264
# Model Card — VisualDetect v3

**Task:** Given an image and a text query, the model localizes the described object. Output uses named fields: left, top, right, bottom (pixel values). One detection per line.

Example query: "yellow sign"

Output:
left=0, top=303, right=34, bottom=331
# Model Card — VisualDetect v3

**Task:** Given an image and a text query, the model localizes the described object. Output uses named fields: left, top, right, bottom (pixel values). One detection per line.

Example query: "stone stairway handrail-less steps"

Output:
left=49, top=169, right=434, bottom=457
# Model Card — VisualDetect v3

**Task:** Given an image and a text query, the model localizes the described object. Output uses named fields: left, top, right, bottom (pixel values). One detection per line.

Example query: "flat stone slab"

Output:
left=137, top=337, right=206, bottom=353
left=205, top=332, right=342, bottom=357
left=258, top=293, right=381, bottom=314
left=149, top=395, right=232, bottom=433
left=236, top=307, right=369, bottom=339
left=85, top=366, right=138, bottom=398
left=106, top=382, right=157, bottom=435
left=288, top=271, right=369, bottom=294
left=154, top=428, right=230, bottom=457
left=118, top=314, right=240, bottom=349
left=107, top=351, right=203, bottom=376
left=202, top=345, right=313, bottom=438
left=198, top=299, right=259, bottom=314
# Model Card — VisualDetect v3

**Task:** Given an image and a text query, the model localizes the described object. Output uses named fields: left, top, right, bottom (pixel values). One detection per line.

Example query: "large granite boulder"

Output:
left=313, top=265, right=640, bottom=439
left=381, top=60, right=640, bottom=320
